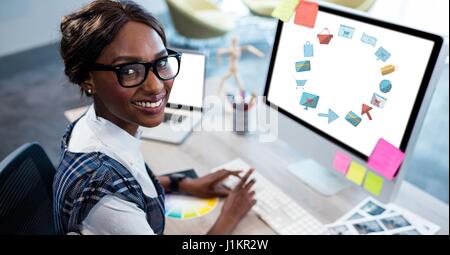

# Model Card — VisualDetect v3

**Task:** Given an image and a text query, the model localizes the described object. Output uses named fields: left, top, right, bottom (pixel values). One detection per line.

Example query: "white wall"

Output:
left=0, top=0, right=168, bottom=58
left=0, top=0, right=91, bottom=57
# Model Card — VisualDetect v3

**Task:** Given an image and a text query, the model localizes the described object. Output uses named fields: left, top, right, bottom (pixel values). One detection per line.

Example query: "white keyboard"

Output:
left=211, top=159, right=328, bottom=235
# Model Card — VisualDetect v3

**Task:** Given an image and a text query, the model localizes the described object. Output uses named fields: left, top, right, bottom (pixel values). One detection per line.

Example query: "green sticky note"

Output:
left=346, top=161, right=367, bottom=185
left=364, top=171, right=384, bottom=196
left=272, top=0, right=300, bottom=22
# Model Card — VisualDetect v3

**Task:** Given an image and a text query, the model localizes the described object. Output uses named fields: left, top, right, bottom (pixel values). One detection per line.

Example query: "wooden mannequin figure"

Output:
left=216, top=36, right=265, bottom=95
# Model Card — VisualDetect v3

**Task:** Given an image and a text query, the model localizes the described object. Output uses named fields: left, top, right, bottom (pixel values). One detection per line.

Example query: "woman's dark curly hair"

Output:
left=60, top=0, right=166, bottom=95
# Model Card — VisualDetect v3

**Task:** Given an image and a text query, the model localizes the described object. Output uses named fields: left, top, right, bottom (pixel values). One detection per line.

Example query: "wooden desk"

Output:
left=64, top=79, right=449, bottom=235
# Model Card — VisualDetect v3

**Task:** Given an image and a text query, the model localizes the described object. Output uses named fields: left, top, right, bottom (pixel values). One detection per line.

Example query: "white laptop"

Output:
left=140, top=50, right=206, bottom=144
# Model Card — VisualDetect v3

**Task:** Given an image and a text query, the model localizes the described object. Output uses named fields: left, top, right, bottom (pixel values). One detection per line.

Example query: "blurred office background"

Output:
left=0, top=0, right=448, bottom=202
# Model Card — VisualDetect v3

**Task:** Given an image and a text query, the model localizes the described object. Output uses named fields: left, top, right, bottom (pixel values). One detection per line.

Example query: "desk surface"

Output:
left=64, top=78, right=449, bottom=235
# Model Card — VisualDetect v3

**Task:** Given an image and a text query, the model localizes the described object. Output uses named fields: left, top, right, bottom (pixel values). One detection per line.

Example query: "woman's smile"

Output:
left=131, top=91, right=167, bottom=115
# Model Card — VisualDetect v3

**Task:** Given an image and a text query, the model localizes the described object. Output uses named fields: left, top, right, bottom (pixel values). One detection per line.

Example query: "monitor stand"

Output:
left=288, top=159, right=351, bottom=196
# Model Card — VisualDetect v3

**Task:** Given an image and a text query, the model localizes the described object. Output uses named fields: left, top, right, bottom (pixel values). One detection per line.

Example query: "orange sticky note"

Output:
left=294, top=0, right=319, bottom=28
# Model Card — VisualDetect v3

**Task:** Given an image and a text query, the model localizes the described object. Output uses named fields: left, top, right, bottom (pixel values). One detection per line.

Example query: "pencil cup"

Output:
left=233, top=103, right=250, bottom=135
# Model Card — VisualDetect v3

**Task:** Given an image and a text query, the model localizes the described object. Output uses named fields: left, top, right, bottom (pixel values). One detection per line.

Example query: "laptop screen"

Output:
left=167, top=51, right=206, bottom=109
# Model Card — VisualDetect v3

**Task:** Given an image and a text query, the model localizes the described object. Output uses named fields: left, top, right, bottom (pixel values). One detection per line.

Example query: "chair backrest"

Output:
left=0, top=143, right=56, bottom=235
left=166, top=0, right=233, bottom=39
left=167, top=0, right=218, bottom=13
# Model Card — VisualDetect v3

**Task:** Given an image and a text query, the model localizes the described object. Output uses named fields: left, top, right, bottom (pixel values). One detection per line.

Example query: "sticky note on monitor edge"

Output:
left=272, top=0, right=301, bottom=23
left=294, top=0, right=319, bottom=28
left=368, top=138, right=405, bottom=181
left=364, top=171, right=384, bottom=196
left=332, top=151, right=352, bottom=174
left=346, top=161, right=367, bottom=185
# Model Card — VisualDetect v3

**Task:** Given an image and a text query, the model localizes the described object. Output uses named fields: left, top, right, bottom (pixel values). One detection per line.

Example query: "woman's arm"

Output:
left=81, top=195, right=155, bottom=235
left=156, top=175, right=192, bottom=194
left=158, top=170, right=256, bottom=235
left=157, top=170, right=241, bottom=197
left=208, top=169, right=256, bottom=235
left=156, top=176, right=171, bottom=192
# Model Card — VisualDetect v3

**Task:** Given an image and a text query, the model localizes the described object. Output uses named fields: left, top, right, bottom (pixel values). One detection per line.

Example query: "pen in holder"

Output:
left=230, top=91, right=257, bottom=135
left=233, top=102, right=250, bottom=135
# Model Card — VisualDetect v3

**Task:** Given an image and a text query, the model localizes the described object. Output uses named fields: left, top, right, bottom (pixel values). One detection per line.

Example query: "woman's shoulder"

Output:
left=55, top=151, right=139, bottom=191
left=54, top=151, right=145, bottom=210
left=58, top=151, right=126, bottom=178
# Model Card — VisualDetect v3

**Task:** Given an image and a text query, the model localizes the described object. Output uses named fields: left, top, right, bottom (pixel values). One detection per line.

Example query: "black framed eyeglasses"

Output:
left=91, top=49, right=182, bottom=88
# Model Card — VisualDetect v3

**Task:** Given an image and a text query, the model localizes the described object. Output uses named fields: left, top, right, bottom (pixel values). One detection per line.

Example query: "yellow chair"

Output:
left=324, top=0, right=376, bottom=12
left=241, top=0, right=376, bottom=16
left=241, top=0, right=279, bottom=17
left=166, top=0, right=236, bottom=39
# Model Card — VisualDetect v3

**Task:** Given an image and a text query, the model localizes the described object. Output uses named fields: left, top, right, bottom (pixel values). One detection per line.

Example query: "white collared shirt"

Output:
left=68, top=105, right=156, bottom=235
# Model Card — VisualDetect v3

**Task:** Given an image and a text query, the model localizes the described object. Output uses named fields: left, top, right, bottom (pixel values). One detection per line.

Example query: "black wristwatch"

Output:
left=168, top=173, right=187, bottom=193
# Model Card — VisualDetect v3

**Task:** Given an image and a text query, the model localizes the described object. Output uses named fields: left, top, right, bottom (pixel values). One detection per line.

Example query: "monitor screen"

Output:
left=266, top=6, right=442, bottom=159
left=168, top=52, right=205, bottom=109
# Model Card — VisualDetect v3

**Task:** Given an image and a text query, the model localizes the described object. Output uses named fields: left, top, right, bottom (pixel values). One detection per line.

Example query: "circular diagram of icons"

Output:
left=380, top=80, right=392, bottom=93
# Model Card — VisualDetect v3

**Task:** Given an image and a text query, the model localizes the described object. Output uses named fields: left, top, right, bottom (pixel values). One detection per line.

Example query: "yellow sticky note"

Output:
left=272, top=0, right=301, bottom=23
left=346, top=161, right=367, bottom=185
left=364, top=171, right=384, bottom=196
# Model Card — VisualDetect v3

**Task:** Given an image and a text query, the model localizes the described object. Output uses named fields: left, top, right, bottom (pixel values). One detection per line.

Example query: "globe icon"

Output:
left=380, top=80, right=392, bottom=93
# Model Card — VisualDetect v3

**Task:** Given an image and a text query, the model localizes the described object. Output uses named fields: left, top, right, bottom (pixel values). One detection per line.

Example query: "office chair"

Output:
left=324, top=0, right=376, bottom=12
left=241, top=0, right=376, bottom=17
left=0, top=143, right=56, bottom=235
left=241, top=0, right=279, bottom=17
left=166, top=0, right=235, bottom=39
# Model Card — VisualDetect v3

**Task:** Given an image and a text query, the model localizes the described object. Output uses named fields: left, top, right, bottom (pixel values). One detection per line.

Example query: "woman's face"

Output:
left=85, top=21, right=173, bottom=134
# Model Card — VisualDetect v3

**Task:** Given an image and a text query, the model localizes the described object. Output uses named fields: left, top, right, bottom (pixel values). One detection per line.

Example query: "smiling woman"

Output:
left=53, top=0, right=257, bottom=235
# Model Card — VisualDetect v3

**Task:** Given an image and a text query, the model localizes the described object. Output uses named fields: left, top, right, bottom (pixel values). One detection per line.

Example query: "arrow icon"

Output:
left=318, top=109, right=339, bottom=124
left=362, top=104, right=373, bottom=120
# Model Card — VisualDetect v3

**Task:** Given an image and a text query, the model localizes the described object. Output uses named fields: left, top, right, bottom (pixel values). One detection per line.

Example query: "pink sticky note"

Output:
left=294, top=0, right=319, bottom=28
left=332, top=151, right=352, bottom=174
left=368, top=138, right=405, bottom=181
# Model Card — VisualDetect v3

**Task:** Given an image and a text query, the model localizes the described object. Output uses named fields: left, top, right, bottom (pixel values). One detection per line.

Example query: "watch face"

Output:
left=165, top=169, right=198, bottom=179
left=172, top=173, right=186, bottom=179
left=174, top=169, right=198, bottom=179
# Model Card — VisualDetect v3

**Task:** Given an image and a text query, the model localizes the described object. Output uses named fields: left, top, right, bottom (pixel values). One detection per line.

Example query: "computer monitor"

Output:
left=167, top=50, right=206, bottom=110
left=263, top=3, right=447, bottom=202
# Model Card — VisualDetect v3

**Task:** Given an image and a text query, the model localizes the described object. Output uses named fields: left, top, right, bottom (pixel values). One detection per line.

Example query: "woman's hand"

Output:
left=179, top=169, right=241, bottom=198
left=208, top=169, right=257, bottom=235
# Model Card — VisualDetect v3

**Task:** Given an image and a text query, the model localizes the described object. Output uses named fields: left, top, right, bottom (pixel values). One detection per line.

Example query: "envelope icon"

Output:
left=296, top=60, right=311, bottom=72
left=300, top=92, right=319, bottom=110
left=345, top=111, right=362, bottom=127
left=371, top=93, right=387, bottom=109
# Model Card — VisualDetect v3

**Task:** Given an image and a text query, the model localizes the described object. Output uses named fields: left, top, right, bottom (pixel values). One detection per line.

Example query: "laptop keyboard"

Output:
left=163, top=113, right=186, bottom=123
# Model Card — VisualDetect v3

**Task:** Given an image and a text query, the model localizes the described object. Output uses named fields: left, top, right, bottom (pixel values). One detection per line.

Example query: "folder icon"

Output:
left=300, top=92, right=319, bottom=110
left=371, top=93, right=387, bottom=109
left=381, top=65, right=397, bottom=76
left=345, top=111, right=362, bottom=127
left=296, top=60, right=311, bottom=72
